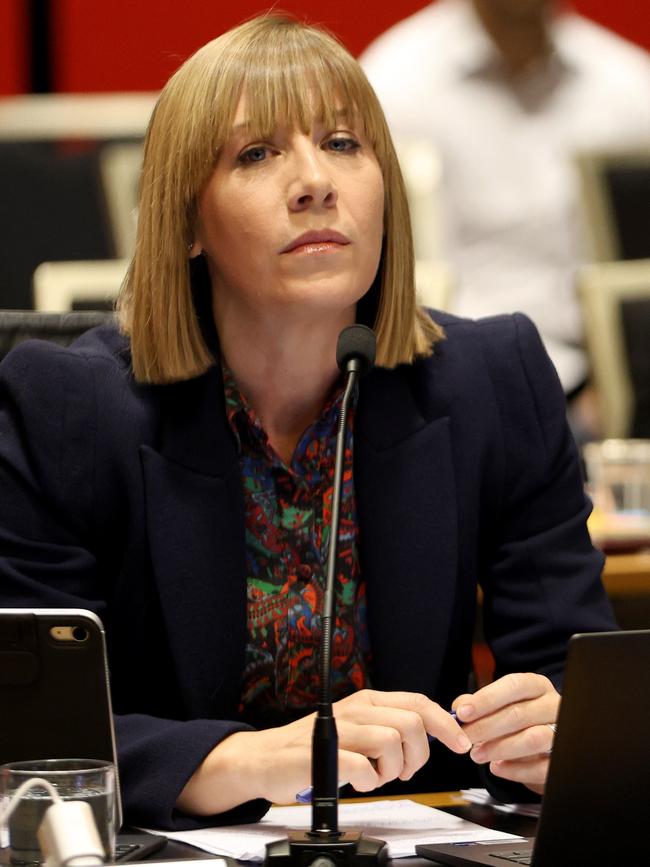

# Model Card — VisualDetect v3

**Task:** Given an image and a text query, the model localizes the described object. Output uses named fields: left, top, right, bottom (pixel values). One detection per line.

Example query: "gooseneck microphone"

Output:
left=335, top=324, right=376, bottom=380
left=312, top=324, right=376, bottom=833
left=265, top=325, right=388, bottom=867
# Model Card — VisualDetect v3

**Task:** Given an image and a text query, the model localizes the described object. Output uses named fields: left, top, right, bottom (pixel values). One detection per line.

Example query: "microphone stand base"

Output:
left=264, top=830, right=388, bottom=867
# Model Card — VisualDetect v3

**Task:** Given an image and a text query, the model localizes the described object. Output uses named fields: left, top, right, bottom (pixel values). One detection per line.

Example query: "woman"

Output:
left=0, top=15, right=615, bottom=829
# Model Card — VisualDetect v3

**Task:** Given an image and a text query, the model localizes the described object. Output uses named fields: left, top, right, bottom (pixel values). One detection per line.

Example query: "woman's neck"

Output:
left=216, top=305, right=354, bottom=464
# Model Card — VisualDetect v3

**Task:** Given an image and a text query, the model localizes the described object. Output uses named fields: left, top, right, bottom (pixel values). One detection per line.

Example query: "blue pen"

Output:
left=295, top=710, right=458, bottom=803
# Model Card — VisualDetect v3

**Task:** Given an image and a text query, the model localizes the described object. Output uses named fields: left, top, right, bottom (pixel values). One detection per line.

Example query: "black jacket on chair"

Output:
left=0, top=310, right=616, bottom=829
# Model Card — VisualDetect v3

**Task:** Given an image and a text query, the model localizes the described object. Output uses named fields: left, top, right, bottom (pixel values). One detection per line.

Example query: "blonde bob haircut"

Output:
left=118, top=13, right=444, bottom=384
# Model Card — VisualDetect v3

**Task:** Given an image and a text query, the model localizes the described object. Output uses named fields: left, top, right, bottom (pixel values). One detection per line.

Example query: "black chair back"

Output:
left=0, top=310, right=114, bottom=363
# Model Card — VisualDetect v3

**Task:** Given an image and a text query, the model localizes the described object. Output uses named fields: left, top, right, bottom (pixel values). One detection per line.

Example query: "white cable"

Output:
left=0, top=777, right=62, bottom=825
left=0, top=777, right=105, bottom=867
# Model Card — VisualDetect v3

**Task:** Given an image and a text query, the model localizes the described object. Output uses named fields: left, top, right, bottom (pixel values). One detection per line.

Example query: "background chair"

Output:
left=578, top=259, right=650, bottom=438
left=0, top=93, right=156, bottom=142
left=0, top=310, right=114, bottom=363
left=394, top=137, right=454, bottom=311
left=576, top=148, right=650, bottom=262
left=414, top=260, right=453, bottom=311
left=0, top=93, right=153, bottom=310
left=32, top=259, right=128, bottom=312
left=394, top=138, right=445, bottom=262
left=98, top=142, right=144, bottom=259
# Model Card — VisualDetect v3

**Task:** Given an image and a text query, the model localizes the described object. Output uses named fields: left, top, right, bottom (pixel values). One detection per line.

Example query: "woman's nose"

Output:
left=287, top=144, right=338, bottom=212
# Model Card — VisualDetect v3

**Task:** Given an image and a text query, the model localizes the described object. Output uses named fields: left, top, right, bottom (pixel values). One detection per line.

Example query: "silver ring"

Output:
left=544, top=723, right=557, bottom=755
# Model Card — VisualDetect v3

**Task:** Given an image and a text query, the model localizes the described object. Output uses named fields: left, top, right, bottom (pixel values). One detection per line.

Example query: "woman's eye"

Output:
left=325, top=137, right=360, bottom=154
left=238, top=146, right=269, bottom=165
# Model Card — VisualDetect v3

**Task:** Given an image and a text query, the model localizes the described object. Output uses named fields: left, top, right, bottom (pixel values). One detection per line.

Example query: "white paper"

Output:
left=144, top=861, right=228, bottom=867
left=145, top=799, right=519, bottom=861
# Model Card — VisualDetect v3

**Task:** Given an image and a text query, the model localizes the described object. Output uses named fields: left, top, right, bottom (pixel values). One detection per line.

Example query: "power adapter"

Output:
left=37, top=799, right=105, bottom=867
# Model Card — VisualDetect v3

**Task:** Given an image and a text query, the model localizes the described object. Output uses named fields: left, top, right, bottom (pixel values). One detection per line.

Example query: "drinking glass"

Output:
left=584, top=439, right=650, bottom=551
left=0, top=759, right=116, bottom=866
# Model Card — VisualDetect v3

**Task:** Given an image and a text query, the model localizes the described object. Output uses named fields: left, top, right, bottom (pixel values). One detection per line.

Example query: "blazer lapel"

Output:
left=140, top=354, right=459, bottom=716
left=141, top=365, right=247, bottom=718
left=356, top=366, right=458, bottom=697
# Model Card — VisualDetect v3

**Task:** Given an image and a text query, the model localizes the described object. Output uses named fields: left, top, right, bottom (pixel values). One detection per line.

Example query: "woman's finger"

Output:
left=338, top=748, right=380, bottom=793
left=489, top=754, right=550, bottom=788
left=338, top=689, right=471, bottom=754
left=469, top=724, right=555, bottom=764
left=454, top=673, right=555, bottom=723
left=460, top=691, right=559, bottom=745
left=336, top=721, right=406, bottom=784
left=336, top=705, right=431, bottom=777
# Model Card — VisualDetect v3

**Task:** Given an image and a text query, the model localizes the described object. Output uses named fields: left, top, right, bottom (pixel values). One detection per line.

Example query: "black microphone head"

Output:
left=336, top=324, right=376, bottom=377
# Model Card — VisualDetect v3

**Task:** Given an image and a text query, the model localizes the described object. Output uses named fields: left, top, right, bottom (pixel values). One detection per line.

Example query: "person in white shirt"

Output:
left=361, top=0, right=650, bottom=398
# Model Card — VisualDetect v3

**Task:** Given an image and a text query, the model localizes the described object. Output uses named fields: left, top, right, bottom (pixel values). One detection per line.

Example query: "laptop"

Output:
left=416, top=629, right=650, bottom=866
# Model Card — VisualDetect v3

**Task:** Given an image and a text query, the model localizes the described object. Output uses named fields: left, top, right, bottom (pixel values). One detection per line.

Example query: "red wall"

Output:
left=50, top=0, right=433, bottom=92
left=1, top=1, right=650, bottom=95
left=573, top=0, right=650, bottom=50
left=0, top=0, right=28, bottom=94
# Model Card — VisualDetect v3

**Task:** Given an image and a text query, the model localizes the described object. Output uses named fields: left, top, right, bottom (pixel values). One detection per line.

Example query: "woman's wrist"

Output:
left=176, top=730, right=262, bottom=816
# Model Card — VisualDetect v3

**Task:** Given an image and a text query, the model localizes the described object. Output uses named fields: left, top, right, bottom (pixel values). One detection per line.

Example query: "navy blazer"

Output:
left=0, top=311, right=616, bottom=829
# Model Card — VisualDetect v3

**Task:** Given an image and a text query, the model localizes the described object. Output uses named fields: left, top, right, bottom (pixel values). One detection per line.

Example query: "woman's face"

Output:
left=194, top=94, right=385, bottom=325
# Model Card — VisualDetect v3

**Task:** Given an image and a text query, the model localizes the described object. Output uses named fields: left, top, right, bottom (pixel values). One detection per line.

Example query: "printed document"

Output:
left=147, top=799, right=519, bottom=861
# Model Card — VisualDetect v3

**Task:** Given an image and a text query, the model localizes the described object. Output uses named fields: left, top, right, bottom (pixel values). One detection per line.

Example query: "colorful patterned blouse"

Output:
left=222, top=367, right=371, bottom=728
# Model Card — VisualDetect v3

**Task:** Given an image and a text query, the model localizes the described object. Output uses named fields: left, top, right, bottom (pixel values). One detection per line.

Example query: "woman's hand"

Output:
left=453, top=673, right=561, bottom=794
left=177, top=689, right=471, bottom=815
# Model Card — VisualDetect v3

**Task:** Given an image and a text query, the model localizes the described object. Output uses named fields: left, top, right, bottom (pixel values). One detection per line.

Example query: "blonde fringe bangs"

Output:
left=118, top=14, right=443, bottom=384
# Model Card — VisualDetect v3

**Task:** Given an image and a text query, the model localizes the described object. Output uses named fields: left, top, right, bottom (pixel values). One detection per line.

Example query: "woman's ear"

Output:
left=188, top=240, right=203, bottom=258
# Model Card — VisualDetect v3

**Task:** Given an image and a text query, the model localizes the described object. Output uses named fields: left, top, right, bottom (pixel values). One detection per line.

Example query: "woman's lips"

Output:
left=287, top=241, right=348, bottom=255
left=281, top=230, right=351, bottom=254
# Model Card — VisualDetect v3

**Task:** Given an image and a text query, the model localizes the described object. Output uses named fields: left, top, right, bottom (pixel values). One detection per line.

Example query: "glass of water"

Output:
left=584, top=438, right=650, bottom=550
left=0, top=759, right=116, bottom=866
